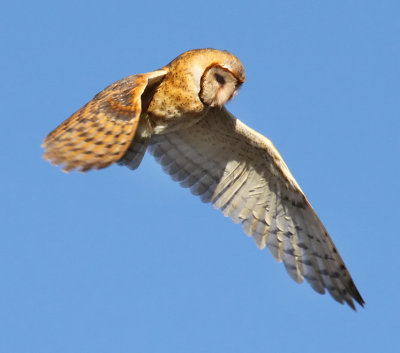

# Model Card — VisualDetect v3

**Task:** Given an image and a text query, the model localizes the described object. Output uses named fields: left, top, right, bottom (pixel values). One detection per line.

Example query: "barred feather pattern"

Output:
left=42, top=70, right=166, bottom=172
left=147, top=107, right=364, bottom=309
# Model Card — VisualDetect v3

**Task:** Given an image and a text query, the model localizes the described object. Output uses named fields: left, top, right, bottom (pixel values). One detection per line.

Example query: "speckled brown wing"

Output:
left=42, top=69, right=167, bottom=172
left=148, top=106, right=364, bottom=310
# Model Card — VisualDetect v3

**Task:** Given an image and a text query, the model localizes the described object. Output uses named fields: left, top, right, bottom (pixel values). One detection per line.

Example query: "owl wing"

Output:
left=42, top=69, right=167, bottom=172
left=148, top=106, right=364, bottom=309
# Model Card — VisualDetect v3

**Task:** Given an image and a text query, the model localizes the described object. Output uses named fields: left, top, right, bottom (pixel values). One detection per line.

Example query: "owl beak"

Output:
left=235, top=76, right=245, bottom=90
left=233, top=72, right=246, bottom=86
left=237, top=73, right=246, bottom=83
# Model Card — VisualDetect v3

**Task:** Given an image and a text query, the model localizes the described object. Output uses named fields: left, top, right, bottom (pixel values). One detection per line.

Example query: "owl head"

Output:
left=167, top=48, right=246, bottom=108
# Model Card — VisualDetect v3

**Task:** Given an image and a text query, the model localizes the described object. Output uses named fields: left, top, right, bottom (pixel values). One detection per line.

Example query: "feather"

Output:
left=148, top=106, right=364, bottom=309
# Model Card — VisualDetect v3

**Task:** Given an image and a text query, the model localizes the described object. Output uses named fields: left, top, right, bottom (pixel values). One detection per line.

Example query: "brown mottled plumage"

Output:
left=43, top=70, right=167, bottom=171
left=42, top=49, right=364, bottom=310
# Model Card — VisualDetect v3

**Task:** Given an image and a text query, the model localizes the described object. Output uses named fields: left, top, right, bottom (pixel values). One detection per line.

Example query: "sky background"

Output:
left=1, top=1, right=399, bottom=352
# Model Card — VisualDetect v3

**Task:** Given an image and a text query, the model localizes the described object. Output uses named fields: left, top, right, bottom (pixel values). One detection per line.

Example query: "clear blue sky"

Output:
left=1, top=1, right=399, bottom=352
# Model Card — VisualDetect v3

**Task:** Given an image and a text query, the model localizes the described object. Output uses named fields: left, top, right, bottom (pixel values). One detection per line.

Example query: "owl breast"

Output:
left=146, top=72, right=207, bottom=134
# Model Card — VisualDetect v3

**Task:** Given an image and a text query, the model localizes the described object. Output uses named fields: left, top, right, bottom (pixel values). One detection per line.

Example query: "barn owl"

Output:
left=42, top=49, right=364, bottom=310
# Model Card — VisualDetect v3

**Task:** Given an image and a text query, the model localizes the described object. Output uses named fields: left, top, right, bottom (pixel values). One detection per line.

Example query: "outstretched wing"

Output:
left=42, top=69, right=167, bottom=172
left=148, top=107, right=364, bottom=309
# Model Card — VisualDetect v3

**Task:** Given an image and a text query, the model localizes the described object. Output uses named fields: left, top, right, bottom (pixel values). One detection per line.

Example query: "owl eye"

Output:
left=215, top=73, right=225, bottom=85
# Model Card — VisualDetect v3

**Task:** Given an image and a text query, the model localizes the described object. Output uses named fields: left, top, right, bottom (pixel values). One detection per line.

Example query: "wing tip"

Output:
left=329, top=281, right=365, bottom=311
left=349, top=286, right=365, bottom=311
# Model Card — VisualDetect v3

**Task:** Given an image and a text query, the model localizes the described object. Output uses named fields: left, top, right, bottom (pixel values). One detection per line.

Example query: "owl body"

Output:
left=146, top=88, right=207, bottom=134
left=42, top=49, right=364, bottom=310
